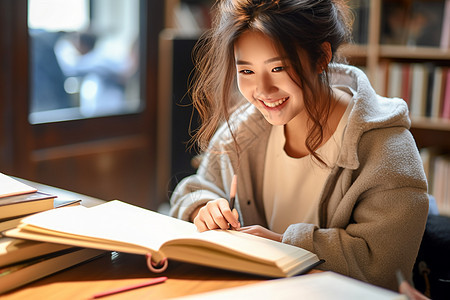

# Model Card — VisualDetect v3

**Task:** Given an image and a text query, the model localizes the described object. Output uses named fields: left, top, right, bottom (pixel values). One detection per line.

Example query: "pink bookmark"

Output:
left=92, top=276, right=168, bottom=298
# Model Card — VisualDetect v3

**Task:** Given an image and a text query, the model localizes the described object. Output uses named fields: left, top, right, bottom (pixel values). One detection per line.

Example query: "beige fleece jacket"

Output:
left=170, top=64, right=429, bottom=290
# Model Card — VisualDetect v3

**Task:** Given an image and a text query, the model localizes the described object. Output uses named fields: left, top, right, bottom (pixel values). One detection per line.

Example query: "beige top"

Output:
left=264, top=94, right=353, bottom=233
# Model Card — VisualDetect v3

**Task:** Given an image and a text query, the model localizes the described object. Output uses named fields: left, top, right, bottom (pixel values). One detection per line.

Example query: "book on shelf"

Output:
left=175, top=271, right=406, bottom=300
left=375, top=60, right=389, bottom=96
left=430, top=66, right=446, bottom=119
left=431, top=154, right=450, bottom=216
left=401, top=64, right=413, bottom=107
left=420, top=147, right=440, bottom=189
left=409, top=63, right=429, bottom=117
left=0, top=247, right=105, bottom=294
left=442, top=68, right=450, bottom=119
left=386, top=62, right=413, bottom=105
left=382, top=62, right=450, bottom=119
left=419, top=148, right=450, bottom=216
left=387, top=62, right=403, bottom=99
left=4, top=200, right=322, bottom=278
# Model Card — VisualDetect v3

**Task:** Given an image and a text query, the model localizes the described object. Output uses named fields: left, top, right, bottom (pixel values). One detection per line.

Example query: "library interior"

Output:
left=0, top=0, right=449, bottom=299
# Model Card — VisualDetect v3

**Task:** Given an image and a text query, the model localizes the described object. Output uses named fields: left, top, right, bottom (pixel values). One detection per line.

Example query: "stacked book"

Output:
left=0, top=172, right=105, bottom=294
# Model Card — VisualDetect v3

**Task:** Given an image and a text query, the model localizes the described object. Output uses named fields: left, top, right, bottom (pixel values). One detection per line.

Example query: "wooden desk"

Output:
left=1, top=180, right=266, bottom=299
left=2, top=252, right=266, bottom=299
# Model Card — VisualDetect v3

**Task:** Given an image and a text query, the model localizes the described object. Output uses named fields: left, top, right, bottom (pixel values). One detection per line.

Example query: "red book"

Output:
left=401, top=64, right=412, bottom=106
left=441, top=69, right=450, bottom=119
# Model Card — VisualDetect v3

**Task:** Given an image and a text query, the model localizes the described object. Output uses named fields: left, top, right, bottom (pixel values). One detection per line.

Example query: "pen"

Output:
left=228, top=174, right=238, bottom=230
left=229, top=174, right=237, bottom=211
left=92, top=276, right=168, bottom=298
left=396, top=270, right=415, bottom=300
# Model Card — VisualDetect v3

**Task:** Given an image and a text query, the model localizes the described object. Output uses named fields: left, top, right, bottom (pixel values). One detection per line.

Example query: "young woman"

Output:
left=170, top=0, right=428, bottom=291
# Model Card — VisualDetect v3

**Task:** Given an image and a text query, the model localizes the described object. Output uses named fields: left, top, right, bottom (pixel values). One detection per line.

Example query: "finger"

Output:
left=235, top=226, right=252, bottom=233
left=217, top=200, right=239, bottom=228
left=193, top=217, right=208, bottom=232
left=196, top=205, right=220, bottom=231
left=209, top=202, right=230, bottom=229
left=203, top=212, right=221, bottom=230
left=201, top=202, right=224, bottom=230
left=235, top=225, right=259, bottom=234
left=231, top=208, right=240, bottom=228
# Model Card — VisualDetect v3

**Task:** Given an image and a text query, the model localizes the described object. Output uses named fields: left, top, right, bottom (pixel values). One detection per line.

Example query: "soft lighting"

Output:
left=28, top=0, right=89, bottom=31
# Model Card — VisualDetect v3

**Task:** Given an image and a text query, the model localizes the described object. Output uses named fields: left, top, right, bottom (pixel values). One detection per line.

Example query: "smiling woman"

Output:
left=170, top=0, right=429, bottom=292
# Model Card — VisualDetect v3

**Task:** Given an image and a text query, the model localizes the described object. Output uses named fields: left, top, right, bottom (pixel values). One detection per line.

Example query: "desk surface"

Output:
left=2, top=252, right=266, bottom=299
left=1, top=180, right=268, bottom=299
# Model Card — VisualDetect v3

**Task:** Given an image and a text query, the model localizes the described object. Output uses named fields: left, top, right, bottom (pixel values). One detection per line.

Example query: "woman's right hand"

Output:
left=191, top=199, right=240, bottom=232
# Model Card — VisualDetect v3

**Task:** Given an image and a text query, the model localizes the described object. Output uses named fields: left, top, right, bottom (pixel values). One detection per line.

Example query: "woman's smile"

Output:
left=259, top=96, right=289, bottom=108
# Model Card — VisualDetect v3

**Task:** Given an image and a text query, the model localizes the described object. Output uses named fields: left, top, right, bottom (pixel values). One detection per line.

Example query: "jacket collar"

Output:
left=330, top=64, right=411, bottom=169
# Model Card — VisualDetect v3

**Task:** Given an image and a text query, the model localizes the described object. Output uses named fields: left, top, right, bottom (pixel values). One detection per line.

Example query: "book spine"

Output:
left=442, top=69, right=450, bottom=119
left=440, top=0, right=450, bottom=49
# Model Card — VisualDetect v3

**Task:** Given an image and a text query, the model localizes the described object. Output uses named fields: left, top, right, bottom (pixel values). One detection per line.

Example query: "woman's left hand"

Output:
left=236, top=225, right=283, bottom=242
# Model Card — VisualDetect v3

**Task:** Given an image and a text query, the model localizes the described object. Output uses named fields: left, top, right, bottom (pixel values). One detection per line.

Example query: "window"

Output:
left=28, top=0, right=143, bottom=123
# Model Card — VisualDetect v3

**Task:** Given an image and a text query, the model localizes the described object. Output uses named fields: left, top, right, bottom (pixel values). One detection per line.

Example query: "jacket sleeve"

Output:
left=282, top=127, right=429, bottom=290
left=169, top=127, right=235, bottom=222
left=169, top=103, right=264, bottom=222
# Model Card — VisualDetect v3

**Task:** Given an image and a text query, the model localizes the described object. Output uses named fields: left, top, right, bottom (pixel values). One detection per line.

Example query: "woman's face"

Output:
left=234, top=30, right=307, bottom=126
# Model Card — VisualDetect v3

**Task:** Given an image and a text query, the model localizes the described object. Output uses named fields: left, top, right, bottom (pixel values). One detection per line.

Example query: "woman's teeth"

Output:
left=263, top=97, right=288, bottom=108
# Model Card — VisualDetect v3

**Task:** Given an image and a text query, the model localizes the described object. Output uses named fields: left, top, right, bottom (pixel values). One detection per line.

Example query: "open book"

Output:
left=5, top=200, right=321, bottom=278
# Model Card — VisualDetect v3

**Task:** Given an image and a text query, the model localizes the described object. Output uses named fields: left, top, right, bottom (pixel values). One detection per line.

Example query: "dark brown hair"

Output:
left=190, top=0, right=352, bottom=163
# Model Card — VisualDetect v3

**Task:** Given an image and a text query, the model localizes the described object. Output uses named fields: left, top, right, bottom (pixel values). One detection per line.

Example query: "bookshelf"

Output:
left=345, top=0, right=450, bottom=215
left=162, top=0, right=450, bottom=214
left=345, top=0, right=450, bottom=118
left=379, top=45, right=450, bottom=60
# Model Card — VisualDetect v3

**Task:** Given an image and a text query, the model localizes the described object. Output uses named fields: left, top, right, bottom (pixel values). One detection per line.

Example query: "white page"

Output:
left=175, top=272, right=407, bottom=300
left=0, top=173, right=37, bottom=198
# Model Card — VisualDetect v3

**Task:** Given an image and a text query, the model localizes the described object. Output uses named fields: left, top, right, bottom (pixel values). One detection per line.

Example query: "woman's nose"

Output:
left=256, top=73, right=277, bottom=98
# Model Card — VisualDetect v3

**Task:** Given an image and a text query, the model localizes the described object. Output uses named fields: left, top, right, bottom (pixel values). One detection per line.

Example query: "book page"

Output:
left=0, top=173, right=37, bottom=198
left=164, top=229, right=313, bottom=266
left=17, top=200, right=198, bottom=254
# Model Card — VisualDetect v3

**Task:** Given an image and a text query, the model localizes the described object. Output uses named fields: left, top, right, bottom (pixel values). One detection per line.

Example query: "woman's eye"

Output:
left=272, top=66, right=284, bottom=72
left=239, top=69, right=253, bottom=75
